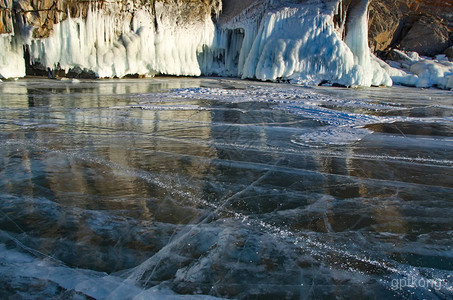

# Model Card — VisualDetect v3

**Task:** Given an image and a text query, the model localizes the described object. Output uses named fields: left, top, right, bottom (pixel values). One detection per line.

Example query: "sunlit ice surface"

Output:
left=0, top=77, right=452, bottom=299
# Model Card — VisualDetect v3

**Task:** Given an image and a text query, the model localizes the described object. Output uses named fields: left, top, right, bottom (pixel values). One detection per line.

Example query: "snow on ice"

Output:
left=385, top=49, right=453, bottom=90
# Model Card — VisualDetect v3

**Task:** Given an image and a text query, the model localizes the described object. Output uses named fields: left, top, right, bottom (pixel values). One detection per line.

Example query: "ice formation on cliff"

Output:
left=0, top=35, right=26, bottom=78
left=27, top=7, right=216, bottom=78
left=204, top=0, right=391, bottom=86
left=0, top=0, right=451, bottom=89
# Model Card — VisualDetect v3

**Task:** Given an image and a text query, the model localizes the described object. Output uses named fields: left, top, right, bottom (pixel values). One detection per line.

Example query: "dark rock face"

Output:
left=335, top=0, right=452, bottom=57
left=445, top=46, right=453, bottom=59
left=367, top=0, right=405, bottom=53
left=368, top=0, right=453, bottom=56
left=399, top=15, right=450, bottom=57
left=217, top=0, right=256, bottom=25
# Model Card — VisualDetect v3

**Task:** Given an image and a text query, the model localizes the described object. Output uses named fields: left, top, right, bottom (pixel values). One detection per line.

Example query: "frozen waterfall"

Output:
left=27, top=8, right=216, bottom=78
left=0, top=35, right=26, bottom=79
left=206, top=0, right=392, bottom=86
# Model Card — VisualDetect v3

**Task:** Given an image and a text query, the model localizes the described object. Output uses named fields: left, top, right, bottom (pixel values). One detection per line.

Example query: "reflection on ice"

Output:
left=0, top=78, right=452, bottom=299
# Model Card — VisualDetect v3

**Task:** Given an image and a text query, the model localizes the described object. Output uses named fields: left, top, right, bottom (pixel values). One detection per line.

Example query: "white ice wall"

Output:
left=240, top=4, right=362, bottom=85
left=0, top=35, right=26, bottom=79
left=204, top=0, right=391, bottom=87
left=26, top=7, right=216, bottom=78
left=1, top=0, right=449, bottom=89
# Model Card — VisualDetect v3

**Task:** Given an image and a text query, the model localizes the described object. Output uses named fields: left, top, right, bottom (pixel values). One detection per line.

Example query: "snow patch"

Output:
left=410, top=60, right=453, bottom=90
left=292, top=126, right=372, bottom=146
left=126, top=83, right=450, bottom=146
left=386, top=50, right=453, bottom=90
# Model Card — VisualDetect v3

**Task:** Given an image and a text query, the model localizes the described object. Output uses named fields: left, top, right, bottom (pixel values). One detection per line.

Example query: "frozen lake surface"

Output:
left=0, top=77, right=452, bottom=299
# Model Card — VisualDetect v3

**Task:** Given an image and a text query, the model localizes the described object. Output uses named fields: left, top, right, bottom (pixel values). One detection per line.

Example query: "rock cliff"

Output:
left=368, top=0, right=452, bottom=56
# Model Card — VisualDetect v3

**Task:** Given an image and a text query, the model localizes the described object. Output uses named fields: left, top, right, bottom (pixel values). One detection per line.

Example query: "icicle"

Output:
left=0, top=0, right=399, bottom=87
left=344, top=0, right=391, bottom=86
left=24, top=4, right=216, bottom=78
left=0, top=35, right=26, bottom=79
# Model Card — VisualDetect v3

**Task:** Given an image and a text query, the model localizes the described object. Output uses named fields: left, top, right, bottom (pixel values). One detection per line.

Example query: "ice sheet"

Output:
left=0, top=74, right=452, bottom=299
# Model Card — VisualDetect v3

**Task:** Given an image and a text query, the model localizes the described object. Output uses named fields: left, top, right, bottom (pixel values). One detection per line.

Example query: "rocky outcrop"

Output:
left=368, top=0, right=453, bottom=56
left=13, top=0, right=221, bottom=38
left=399, top=15, right=450, bottom=57
left=14, top=0, right=89, bottom=38
left=0, top=0, right=13, bottom=34
left=445, top=46, right=453, bottom=59
left=367, top=0, right=408, bottom=53
left=217, top=0, right=256, bottom=25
